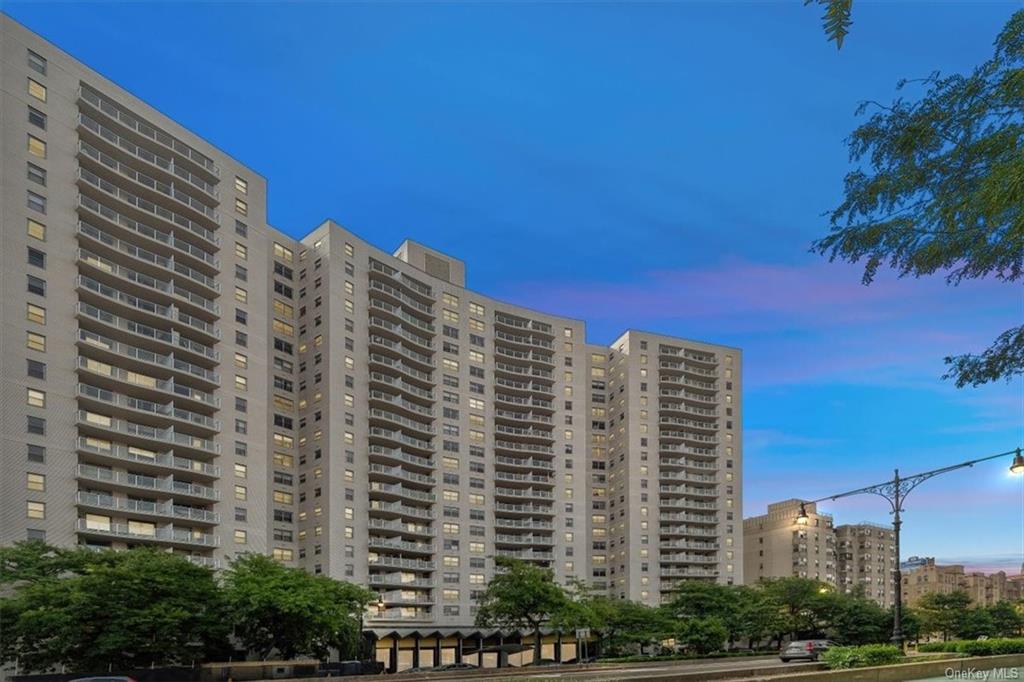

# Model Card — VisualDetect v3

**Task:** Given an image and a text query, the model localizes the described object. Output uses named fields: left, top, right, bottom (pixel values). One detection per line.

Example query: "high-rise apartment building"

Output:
left=835, top=523, right=897, bottom=608
left=0, top=16, right=742, bottom=667
left=743, top=499, right=836, bottom=585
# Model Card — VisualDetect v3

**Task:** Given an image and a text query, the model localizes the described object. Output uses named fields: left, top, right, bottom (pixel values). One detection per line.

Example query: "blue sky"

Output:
left=10, top=1, right=1022, bottom=572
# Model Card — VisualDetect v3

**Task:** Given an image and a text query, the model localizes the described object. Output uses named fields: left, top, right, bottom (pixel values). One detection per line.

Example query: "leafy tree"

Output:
left=474, top=556, right=568, bottom=662
left=736, top=588, right=787, bottom=649
left=663, top=582, right=748, bottom=646
left=0, top=547, right=228, bottom=672
left=892, top=605, right=923, bottom=645
left=223, top=553, right=373, bottom=661
left=989, top=600, right=1024, bottom=637
left=813, top=10, right=1024, bottom=388
left=917, top=591, right=972, bottom=641
left=831, top=594, right=889, bottom=645
left=673, top=617, right=728, bottom=655
left=956, top=607, right=996, bottom=640
left=805, top=0, right=854, bottom=50
left=759, top=577, right=837, bottom=639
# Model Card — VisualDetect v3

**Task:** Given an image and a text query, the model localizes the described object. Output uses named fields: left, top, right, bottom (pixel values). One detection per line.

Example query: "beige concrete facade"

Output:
left=835, top=523, right=897, bottom=608
left=0, top=15, right=742, bottom=631
left=902, top=558, right=1021, bottom=607
left=743, top=500, right=836, bottom=586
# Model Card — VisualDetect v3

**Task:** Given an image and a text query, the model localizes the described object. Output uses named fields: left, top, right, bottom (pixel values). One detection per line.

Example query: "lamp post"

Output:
left=795, top=447, right=1022, bottom=647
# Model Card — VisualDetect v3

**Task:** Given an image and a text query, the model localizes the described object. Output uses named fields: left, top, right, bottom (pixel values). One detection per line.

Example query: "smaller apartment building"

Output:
left=902, top=558, right=1023, bottom=607
left=743, top=499, right=836, bottom=586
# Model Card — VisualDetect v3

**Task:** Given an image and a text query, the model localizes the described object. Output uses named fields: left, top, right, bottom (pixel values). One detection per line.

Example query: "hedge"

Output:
left=917, top=638, right=1024, bottom=656
left=820, top=644, right=904, bottom=669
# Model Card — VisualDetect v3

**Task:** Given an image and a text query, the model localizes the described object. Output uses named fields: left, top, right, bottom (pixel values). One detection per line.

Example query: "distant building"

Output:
left=743, top=499, right=836, bottom=586
left=835, top=523, right=897, bottom=608
left=900, top=556, right=931, bottom=571
left=902, top=558, right=1019, bottom=607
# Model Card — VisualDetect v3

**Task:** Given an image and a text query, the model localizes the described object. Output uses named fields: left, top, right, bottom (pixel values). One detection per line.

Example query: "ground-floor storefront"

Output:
left=370, top=629, right=588, bottom=673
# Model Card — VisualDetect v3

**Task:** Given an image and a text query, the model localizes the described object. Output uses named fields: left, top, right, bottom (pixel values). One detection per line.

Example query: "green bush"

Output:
left=915, top=638, right=1024, bottom=656
left=821, top=644, right=903, bottom=670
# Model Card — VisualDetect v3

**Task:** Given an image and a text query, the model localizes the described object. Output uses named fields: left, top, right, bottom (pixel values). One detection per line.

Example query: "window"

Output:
left=235, top=198, right=248, bottom=216
left=234, top=529, right=247, bottom=544
left=273, top=243, right=293, bottom=263
left=235, top=375, right=247, bottom=391
left=27, top=416, right=45, bottom=436
left=28, top=50, right=47, bottom=75
left=27, top=163, right=46, bottom=186
left=234, top=485, right=247, bottom=501
left=234, top=463, right=247, bottom=478
left=235, top=286, right=248, bottom=303
left=27, top=444, right=45, bottom=463
left=27, top=359, right=45, bottom=380
left=26, top=332, right=46, bottom=352
left=27, top=218, right=46, bottom=241
left=27, top=191, right=46, bottom=214
left=27, top=78, right=46, bottom=102
left=272, top=548, right=293, bottom=562
left=26, top=501, right=45, bottom=519
left=28, top=247, right=45, bottom=268
left=27, top=275, right=46, bottom=297
left=234, top=242, right=247, bottom=260
left=27, top=473, right=45, bottom=492
left=28, top=107, right=47, bottom=130
left=235, top=176, right=248, bottom=194
left=26, top=303, right=45, bottom=325
left=27, top=388, right=46, bottom=408
left=27, top=135, right=46, bottom=158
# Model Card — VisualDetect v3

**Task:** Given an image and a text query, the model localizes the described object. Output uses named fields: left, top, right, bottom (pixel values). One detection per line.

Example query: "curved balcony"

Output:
left=77, top=303, right=219, bottom=368
left=494, top=313, right=554, bottom=337
left=659, top=524, right=720, bottom=538
left=494, top=393, right=554, bottom=412
left=368, top=500, right=434, bottom=522
left=368, top=259, right=434, bottom=302
left=368, top=445, right=434, bottom=473
left=369, top=298, right=434, bottom=334
left=75, top=518, right=218, bottom=548
left=77, top=112, right=219, bottom=201
left=77, top=168, right=218, bottom=250
left=494, top=424, right=554, bottom=443
left=369, top=335, right=433, bottom=372
left=368, top=279, right=435, bottom=317
left=368, top=315, right=434, bottom=353
left=494, top=471, right=554, bottom=486
left=77, top=329, right=219, bottom=389
left=369, top=427, right=432, bottom=455
left=494, top=409, right=552, bottom=426
left=494, top=455, right=554, bottom=472
left=78, top=140, right=219, bottom=227
left=493, top=518, right=554, bottom=531
left=369, top=353, right=432, bottom=387
left=494, top=330, right=553, bottom=350
left=369, top=482, right=436, bottom=504
left=494, top=346, right=555, bottom=367
left=78, top=195, right=218, bottom=272
left=76, top=436, right=219, bottom=479
left=494, top=440, right=553, bottom=456
left=367, top=573, right=434, bottom=589
left=76, top=410, right=219, bottom=458
left=369, top=408, right=435, bottom=438
left=368, top=537, right=435, bottom=556
left=77, top=383, right=219, bottom=435
left=494, top=533, right=555, bottom=547
left=368, top=518, right=433, bottom=539
left=368, top=555, right=434, bottom=572
left=494, top=377, right=555, bottom=397
left=79, top=86, right=220, bottom=178
left=77, top=355, right=217, bottom=412
left=368, top=372, right=434, bottom=404
left=78, top=221, right=220, bottom=297
left=76, top=491, right=219, bottom=525
left=659, top=553, right=718, bottom=564
left=76, top=463, right=219, bottom=502
left=495, top=548, right=553, bottom=562
left=658, top=511, right=718, bottom=525
left=494, top=502, right=554, bottom=516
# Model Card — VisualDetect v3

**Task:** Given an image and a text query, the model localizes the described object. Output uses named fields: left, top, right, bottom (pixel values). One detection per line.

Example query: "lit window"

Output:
left=234, top=529, right=247, bottom=544
left=235, top=198, right=248, bottom=216
left=234, top=463, right=247, bottom=478
left=26, top=303, right=45, bottom=325
left=273, top=243, right=293, bottom=263
left=26, top=501, right=45, bottom=519
left=234, top=375, right=247, bottom=391
left=469, top=302, right=485, bottom=316
left=26, top=473, right=45, bottom=492
left=234, top=485, right=247, bottom=500
left=234, top=353, right=247, bottom=369
left=234, top=242, right=247, bottom=260
left=235, top=287, right=247, bottom=303
left=27, top=135, right=46, bottom=158
left=26, top=329, right=45, bottom=350
left=27, top=78, right=46, bottom=102
left=235, top=176, right=248, bottom=195
left=26, top=388, right=45, bottom=408
left=272, top=548, right=293, bottom=562
left=27, top=218, right=45, bottom=241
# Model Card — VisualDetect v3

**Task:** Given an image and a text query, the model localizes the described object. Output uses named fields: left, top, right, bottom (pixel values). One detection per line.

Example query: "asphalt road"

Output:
left=417, top=655, right=821, bottom=682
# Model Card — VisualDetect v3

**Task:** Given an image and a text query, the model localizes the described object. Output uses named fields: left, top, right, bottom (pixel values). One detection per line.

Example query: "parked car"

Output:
left=433, top=662, right=478, bottom=671
left=779, top=639, right=836, bottom=662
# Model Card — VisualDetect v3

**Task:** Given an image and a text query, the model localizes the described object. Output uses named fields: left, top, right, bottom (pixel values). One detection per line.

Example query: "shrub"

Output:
left=821, top=644, right=903, bottom=670
left=914, top=638, right=1024, bottom=656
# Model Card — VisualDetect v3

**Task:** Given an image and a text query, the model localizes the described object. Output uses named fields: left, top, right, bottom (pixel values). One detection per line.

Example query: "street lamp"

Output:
left=796, top=447, right=1021, bottom=648
left=1011, top=448, right=1024, bottom=475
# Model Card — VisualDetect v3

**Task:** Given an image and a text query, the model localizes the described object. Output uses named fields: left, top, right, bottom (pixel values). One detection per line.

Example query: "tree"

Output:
left=917, top=591, right=972, bottom=641
left=813, top=10, right=1024, bottom=388
left=831, top=593, right=889, bottom=645
left=805, top=0, right=854, bottom=50
left=591, top=599, right=669, bottom=656
left=989, top=600, right=1024, bottom=637
left=673, top=617, right=728, bottom=656
left=474, top=556, right=568, bottom=662
left=758, top=577, right=837, bottom=639
left=736, top=589, right=787, bottom=650
left=956, top=607, right=996, bottom=640
left=223, top=553, right=373, bottom=661
left=0, top=547, right=228, bottom=672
